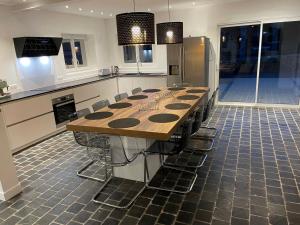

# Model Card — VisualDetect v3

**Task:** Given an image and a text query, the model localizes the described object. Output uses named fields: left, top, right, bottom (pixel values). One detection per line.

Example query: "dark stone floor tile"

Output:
left=120, top=216, right=138, bottom=225
left=176, top=211, right=194, bottom=224
left=138, top=214, right=157, bottom=225
left=269, top=214, right=288, bottom=225
left=73, top=210, right=92, bottom=223
left=250, top=215, right=268, bottom=225
left=232, top=207, right=249, bottom=219
left=231, top=217, right=249, bottom=225
left=35, top=214, right=57, bottom=225
left=128, top=206, right=145, bottom=218
left=1, top=216, right=21, bottom=225
left=287, top=211, right=300, bottom=225
left=164, top=203, right=179, bottom=214
left=195, top=209, right=212, bottom=223
left=158, top=213, right=175, bottom=225
left=146, top=204, right=162, bottom=216
left=181, top=201, right=197, bottom=213
left=55, top=212, right=75, bottom=224
left=102, top=217, right=119, bottom=225
left=67, top=203, right=85, bottom=214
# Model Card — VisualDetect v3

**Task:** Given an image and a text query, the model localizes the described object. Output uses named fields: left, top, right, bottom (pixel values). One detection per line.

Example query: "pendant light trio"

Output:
left=116, top=0, right=183, bottom=46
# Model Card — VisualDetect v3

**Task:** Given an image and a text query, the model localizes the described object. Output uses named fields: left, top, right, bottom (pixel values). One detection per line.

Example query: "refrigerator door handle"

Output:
left=182, top=46, right=185, bottom=82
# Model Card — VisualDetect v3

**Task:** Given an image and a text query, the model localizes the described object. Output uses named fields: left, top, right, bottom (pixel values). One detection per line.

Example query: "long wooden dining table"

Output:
left=67, top=86, right=209, bottom=182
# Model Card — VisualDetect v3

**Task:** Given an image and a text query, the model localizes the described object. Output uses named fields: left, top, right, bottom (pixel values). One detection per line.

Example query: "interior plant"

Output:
left=0, top=79, right=8, bottom=96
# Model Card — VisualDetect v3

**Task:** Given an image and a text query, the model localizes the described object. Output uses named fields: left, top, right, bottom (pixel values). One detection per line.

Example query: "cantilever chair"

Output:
left=115, top=93, right=128, bottom=102
left=132, top=87, right=142, bottom=95
left=144, top=118, right=198, bottom=194
left=69, top=108, right=110, bottom=182
left=193, top=88, right=219, bottom=139
left=92, top=99, right=110, bottom=112
left=92, top=136, right=146, bottom=209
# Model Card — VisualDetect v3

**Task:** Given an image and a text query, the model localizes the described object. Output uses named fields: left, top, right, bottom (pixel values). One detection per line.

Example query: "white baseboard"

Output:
left=0, top=183, right=22, bottom=201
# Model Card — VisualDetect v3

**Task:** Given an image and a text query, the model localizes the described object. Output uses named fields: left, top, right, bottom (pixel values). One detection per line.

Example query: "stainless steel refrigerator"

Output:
left=167, top=36, right=210, bottom=87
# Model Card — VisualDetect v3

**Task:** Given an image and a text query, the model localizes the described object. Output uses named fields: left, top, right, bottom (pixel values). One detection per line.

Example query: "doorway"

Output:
left=218, top=21, right=300, bottom=105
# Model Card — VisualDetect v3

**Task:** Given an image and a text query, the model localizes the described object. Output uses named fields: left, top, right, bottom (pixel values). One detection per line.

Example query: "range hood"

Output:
left=13, top=37, right=63, bottom=58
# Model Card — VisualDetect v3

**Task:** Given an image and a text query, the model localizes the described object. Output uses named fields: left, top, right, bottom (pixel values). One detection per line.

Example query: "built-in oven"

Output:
left=52, top=94, right=76, bottom=127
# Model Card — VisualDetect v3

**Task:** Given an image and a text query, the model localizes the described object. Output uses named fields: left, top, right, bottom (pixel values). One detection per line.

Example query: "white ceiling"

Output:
left=0, top=0, right=245, bottom=18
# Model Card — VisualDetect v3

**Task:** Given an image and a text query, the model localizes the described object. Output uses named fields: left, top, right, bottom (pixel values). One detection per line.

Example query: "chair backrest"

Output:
left=92, top=99, right=110, bottom=112
left=69, top=108, right=91, bottom=122
left=192, top=106, right=204, bottom=134
left=178, top=118, right=193, bottom=149
left=132, top=87, right=142, bottom=95
left=115, top=93, right=128, bottom=102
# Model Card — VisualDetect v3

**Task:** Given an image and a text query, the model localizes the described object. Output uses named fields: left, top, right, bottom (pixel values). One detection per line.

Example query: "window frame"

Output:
left=62, top=34, right=88, bottom=72
left=122, top=44, right=154, bottom=64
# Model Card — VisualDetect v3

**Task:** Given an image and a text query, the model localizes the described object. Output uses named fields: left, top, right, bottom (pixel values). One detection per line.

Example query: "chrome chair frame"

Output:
left=92, top=136, right=146, bottom=209
left=70, top=109, right=109, bottom=182
left=144, top=119, right=199, bottom=194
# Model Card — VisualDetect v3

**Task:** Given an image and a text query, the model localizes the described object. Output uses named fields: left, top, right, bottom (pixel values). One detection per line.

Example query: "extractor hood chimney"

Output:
left=13, top=37, right=63, bottom=58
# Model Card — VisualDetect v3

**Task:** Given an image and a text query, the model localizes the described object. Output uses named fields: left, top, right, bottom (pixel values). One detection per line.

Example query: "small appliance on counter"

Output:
left=0, top=79, right=10, bottom=99
left=111, top=66, right=119, bottom=75
left=98, top=68, right=111, bottom=76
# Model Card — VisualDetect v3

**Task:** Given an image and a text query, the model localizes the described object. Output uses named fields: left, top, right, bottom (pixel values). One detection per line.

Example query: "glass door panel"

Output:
left=219, top=24, right=261, bottom=102
left=258, top=21, right=300, bottom=105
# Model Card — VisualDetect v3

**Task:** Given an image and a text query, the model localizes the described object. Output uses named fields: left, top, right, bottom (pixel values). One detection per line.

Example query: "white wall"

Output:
left=0, top=6, right=109, bottom=92
left=105, top=0, right=300, bottom=91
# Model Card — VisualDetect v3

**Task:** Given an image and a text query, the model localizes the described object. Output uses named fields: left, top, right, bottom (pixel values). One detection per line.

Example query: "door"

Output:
left=183, top=37, right=208, bottom=86
left=218, top=24, right=261, bottom=103
left=167, top=44, right=183, bottom=87
left=257, top=21, right=300, bottom=105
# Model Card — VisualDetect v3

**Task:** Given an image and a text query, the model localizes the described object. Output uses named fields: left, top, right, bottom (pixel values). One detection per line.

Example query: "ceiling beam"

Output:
left=12, top=0, right=71, bottom=11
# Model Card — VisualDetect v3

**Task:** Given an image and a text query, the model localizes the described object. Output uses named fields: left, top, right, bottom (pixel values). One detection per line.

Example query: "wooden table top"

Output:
left=67, top=87, right=209, bottom=140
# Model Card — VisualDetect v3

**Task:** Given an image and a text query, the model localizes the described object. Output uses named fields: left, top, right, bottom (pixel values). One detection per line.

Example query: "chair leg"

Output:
left=92, top=154, right=148, bottom=209
left=145, top=154, right=198, bottom=194
left=164, top=152, right=208, bottom=169
left=77, top=161, right=107, bottom=182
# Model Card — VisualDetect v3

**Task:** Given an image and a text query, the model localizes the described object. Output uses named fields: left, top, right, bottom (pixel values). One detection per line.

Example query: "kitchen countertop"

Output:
left=0, top=73, right=167, bottom=105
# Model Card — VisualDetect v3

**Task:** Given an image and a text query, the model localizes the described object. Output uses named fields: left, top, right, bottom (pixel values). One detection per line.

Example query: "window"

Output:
left=123, top=44, right=153, bottom=63
left=62, top=36, right=87, bottom=69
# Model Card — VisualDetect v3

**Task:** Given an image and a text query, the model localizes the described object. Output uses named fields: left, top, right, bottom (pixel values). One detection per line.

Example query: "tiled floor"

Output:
left=1, top=106, right=300, bottom=225
left=219, top=77, right=300, bottom=104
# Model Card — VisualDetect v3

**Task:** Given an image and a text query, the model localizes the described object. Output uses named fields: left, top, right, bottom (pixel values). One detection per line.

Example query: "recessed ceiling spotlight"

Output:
left=65, top=5, right=69, bottom=9
left=22, top=0, right=27, bottom=2
left=192, top=2, right=196, bottom=6
left=100, top=11, right=104, bottom=15
left=147, top=8, right=151, bottom=12
left=78, top=8, right=82, bottom=11
left=109, top=13, right=113, bottom=17
left=90, top=10, right=94, bottom=13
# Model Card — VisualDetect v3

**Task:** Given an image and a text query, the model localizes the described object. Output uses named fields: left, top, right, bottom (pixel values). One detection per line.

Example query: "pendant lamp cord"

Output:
left=168, top=0, right=171, bottom=22
left=133, top=0, right=136, bottom=12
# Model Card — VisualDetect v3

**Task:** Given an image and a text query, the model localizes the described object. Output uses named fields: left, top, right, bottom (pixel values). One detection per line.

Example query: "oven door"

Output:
left=53, top=100, right=76, bottom=126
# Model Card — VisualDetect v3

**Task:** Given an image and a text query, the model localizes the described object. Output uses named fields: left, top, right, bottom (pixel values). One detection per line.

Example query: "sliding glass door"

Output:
left=219, top=24, right=260, bottom=102
left=218, top=20, right=300, bottom=105
left=258, top=21, right=300, bottom=104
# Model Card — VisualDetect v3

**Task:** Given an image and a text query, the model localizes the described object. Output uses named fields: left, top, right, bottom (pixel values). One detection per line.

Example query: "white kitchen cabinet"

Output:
left=117, top=76, right=167, bottom=96
left=73, top=82, right=100, bottom=104
left=6, top=112, right=57, bottom=153
left=1, top=94, right=52, bottom=126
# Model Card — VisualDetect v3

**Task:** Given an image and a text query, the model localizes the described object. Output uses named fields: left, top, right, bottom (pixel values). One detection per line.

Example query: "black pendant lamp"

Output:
left=116, top=0, right=155, bottom=45
left=157, top=0, right=183, bottom=44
